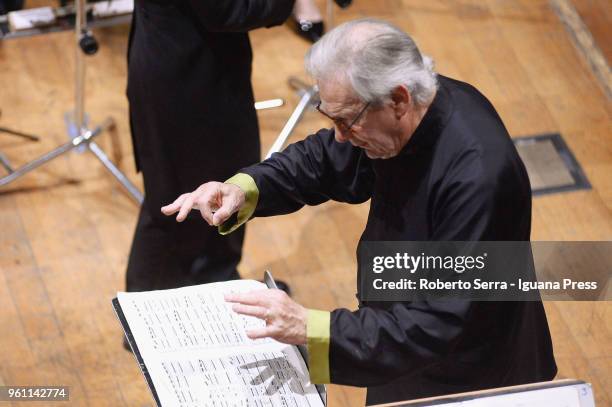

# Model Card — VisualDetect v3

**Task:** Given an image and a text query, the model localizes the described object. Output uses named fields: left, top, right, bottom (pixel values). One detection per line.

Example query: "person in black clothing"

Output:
left=0, top=0, right=22, bottom=15
left=125, top=1, right=294, bottom=294
left=161, top=19, right=557, bottom=405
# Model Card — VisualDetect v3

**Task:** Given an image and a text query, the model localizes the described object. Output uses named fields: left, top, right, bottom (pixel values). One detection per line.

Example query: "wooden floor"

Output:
left=573, top=0, right=612, bottom=64
left=0, top=1, right=610, bottom=406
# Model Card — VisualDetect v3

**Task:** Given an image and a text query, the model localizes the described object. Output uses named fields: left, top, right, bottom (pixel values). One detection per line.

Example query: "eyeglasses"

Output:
left=316, top=101, right=370, bottom=133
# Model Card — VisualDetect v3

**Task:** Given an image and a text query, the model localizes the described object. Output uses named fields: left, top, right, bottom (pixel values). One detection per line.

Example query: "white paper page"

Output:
left=117, top=280, right=324, bottom=407
left=8, top=7, right=55, bottom=31
left=92, top=0, right=134, bottom=18
left=428, top=384, right=584, bottom=407
left=145, top=344, right=323, bottom=407
left=118, top=280, right=273, bottom=358
left=468, top=385, right=582, bottom=407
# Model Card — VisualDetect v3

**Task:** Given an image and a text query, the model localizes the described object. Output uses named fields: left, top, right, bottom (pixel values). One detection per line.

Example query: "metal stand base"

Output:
left=0, top=118, right=143, bottom=203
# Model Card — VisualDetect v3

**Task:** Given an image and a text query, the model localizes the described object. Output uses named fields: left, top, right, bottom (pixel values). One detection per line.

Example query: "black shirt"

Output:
left=242, top=75, right=557, bottom=404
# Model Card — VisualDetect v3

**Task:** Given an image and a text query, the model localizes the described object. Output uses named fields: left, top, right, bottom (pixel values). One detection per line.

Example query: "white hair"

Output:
left=305, top=18, right=438, bottom=106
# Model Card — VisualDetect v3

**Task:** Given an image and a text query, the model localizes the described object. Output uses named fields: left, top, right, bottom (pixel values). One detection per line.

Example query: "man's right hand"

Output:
left=161, top=181, right=246, bottom=226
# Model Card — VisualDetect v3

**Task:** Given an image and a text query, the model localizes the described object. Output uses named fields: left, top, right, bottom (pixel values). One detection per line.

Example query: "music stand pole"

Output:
left=73, top=0, right=143, bottom=203
left=75, top=0, right=86, bottom=134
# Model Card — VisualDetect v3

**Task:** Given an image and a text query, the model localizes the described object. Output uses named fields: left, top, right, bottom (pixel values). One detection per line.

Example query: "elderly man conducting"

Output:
left=161, top=19, right=556, bottom=405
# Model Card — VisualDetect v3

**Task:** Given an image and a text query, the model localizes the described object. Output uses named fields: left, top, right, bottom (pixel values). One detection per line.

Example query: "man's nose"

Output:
left=334, top=126, right=350, bottom=143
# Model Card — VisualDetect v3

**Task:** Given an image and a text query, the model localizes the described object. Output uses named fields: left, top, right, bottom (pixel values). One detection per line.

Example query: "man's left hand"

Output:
left=225, top=289, right=308, bottom=345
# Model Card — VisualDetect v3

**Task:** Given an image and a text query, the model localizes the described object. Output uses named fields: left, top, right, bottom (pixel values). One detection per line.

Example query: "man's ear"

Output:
left=390, top=85, right=412, bottom=119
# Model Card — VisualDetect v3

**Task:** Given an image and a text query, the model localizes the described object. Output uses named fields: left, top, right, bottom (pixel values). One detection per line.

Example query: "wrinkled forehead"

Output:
left=317, top=76, right=361, bottom=115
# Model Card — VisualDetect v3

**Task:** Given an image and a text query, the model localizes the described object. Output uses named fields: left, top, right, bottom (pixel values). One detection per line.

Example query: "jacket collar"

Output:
left=399, top=75, right=453, bottom=156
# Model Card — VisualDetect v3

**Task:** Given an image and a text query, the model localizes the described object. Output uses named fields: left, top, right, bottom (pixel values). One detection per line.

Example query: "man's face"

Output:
left=317, top=79, right=405, bottom=159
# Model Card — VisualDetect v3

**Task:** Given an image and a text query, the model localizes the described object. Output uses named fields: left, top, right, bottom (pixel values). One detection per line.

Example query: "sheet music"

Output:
left=118, top=280, right=324, bottom=407
left=119, top=280, right=272, bottom=355
left=146, top=346, right=321, bottom=407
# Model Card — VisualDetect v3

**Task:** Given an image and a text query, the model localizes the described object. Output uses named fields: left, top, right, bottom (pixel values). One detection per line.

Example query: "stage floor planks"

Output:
left=0, top=1, right=610, bottom=406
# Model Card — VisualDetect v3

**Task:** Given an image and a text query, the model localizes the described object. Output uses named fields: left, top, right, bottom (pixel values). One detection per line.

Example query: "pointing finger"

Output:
left=161, top=194, right=187, bottom=216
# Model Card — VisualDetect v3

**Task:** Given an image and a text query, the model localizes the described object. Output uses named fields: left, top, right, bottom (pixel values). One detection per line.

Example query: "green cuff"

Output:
left=219, top=173, right=259, bottom=235
left=307, top=309, right=331, bottom=384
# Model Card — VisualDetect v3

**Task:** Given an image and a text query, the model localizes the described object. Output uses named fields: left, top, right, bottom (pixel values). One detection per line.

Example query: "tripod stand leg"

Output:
left=265, top=85, right=319, bottom=159
left=0, top=137, right=80, bottom=187
left=83, top=117, right=143, bottom=204
left=0, top=127, right=40, bottom=142
left=0, top=117, right=144, bottom=205
left=0, top=152, right=14, bottom=174
left=88, top=140, right=144, bottom=204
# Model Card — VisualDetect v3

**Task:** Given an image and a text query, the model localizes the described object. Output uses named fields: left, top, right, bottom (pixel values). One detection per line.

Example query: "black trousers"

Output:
left=124, top=3, right=261, bottom=292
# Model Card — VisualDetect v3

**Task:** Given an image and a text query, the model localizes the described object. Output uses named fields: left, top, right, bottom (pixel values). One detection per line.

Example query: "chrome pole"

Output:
left=0, top=123, right=98, bottom=187
left=75, top=0, right=86, bottom=133
left=265, top=84, right=318, bottom=159
left=87, top=120, right=144, bottom=203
